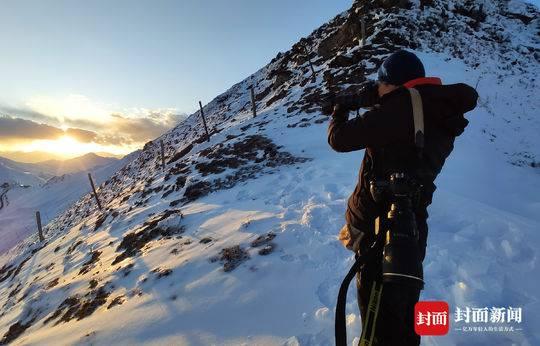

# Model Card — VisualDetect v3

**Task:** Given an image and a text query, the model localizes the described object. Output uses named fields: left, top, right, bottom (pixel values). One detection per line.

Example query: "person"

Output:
left=327, top=49, right=478, bottom=345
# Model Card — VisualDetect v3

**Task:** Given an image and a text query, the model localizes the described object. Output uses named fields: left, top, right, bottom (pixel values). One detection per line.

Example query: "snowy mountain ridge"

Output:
left=0, top=152, right=138, bottom=254
left=0, top=153, right=119, bottom=188
left=0, top=0, right=539, bottom=345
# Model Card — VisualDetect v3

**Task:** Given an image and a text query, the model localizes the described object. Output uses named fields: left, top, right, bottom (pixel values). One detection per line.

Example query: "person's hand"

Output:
left=356, top=80, right=379, bottom=108
left=338, top=224, right=363, bottom=252
left=320, top=92, right=336, bottom=115
left=331, top=104, right=349, bottom=122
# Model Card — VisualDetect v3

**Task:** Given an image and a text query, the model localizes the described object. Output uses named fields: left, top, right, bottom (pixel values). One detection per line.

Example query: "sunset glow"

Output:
left=26, top=94, right=113, bottom=124
left=14, top=136, right=133, bottom=159
left=0, top=96, right=181, bottom=161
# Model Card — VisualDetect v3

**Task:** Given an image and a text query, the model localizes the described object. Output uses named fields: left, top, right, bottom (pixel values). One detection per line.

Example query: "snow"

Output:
left=0, top=1, right=539, bottom=345
left=0, top=152, right=137, bottom=254
left=0, top=159, right=47, bottom=187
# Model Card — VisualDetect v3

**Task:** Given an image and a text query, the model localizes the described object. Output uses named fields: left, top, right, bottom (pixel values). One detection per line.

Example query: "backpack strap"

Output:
left=407, top=87, right=425, bottom=156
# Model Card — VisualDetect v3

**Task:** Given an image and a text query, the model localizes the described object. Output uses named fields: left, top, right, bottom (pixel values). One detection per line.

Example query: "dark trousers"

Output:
left=356, top=256, right=421, bottom=346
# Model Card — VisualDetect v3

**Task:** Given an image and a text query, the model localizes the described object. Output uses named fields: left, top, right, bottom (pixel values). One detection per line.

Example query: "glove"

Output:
left=331, top=104, right=349, bottom=122
left=320, top=92, right=337, bottom=115
left=324, top=80, right=379, bottom=114
left=338, top=224, right=365, bottom=253
left=356, top=80, right=379, bottom=108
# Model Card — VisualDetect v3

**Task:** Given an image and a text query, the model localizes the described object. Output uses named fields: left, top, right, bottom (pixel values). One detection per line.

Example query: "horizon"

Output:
left=0, top=150, right=124, bottom=164
left=0, top=0, right=352, bottom=162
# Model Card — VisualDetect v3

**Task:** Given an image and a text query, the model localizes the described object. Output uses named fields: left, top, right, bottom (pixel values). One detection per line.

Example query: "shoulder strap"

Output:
left=407, top=88, right=424, bottom=155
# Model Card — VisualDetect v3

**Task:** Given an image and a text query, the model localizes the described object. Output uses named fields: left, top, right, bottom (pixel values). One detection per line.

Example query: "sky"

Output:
left=0, top=0, right=352, bottom=162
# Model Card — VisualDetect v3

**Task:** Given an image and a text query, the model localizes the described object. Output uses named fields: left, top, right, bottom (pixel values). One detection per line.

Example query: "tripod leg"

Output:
left=359, top=281, right=383, bottom=346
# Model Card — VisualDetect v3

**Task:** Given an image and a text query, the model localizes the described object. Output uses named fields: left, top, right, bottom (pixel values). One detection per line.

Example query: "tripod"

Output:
left=335, top=173, right=424, bottom=345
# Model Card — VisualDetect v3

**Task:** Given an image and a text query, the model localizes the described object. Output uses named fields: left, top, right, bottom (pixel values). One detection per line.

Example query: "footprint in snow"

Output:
left=280, top=254, right=294, bottom=262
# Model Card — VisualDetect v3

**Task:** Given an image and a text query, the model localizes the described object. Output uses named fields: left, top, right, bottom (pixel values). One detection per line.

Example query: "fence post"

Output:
left=360, top=18, right=366, bottom=47
left=198, top=101, right=210, bottom=142
left=303, top=46, right=317, bottom=82
left=88, top=173, right=102, bottom=210
left=249, top=86, right=257, bottom=118
left=36, top=211, right=44, bottom=242
left=160, top=140, right=166, bottom=171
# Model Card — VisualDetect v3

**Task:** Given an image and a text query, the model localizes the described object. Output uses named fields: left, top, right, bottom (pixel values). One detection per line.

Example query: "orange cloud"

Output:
left=0, top=116, right=63, bottom=140
left=65, top=128, right=98, bottom=143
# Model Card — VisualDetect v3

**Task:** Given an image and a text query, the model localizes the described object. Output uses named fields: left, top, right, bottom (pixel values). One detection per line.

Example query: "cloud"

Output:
left=26, top=94, right=112, bottom=123
left=65, top=128, right=98, bottom=143
left=62, top=117, right=103, bottom=132
left=107, top=111, right=185, bottom=143
left=91, top=110, right=185, bottom=145
left=93, top=133, right=132, bottom=146
left=0, top=105, right=60, bottom=126
left=0, top=101, right=187, bottom=150
left=0, top=116, right=63, bottom=140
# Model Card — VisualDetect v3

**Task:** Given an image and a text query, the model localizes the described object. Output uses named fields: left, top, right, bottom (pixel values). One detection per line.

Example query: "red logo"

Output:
left=414, top=301, right=450, bottom=335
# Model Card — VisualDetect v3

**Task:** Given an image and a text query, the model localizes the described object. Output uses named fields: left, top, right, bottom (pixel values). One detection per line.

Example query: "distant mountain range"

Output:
left=0, top=150, right=122, bottom=163
left=34, top=153, right=119, bottom=176
left=0, top=150, right=140, bottom=253
left=0, top=152, right=119, bottom=187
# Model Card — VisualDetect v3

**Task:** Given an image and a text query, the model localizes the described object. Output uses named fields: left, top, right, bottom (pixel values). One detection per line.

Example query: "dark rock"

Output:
left=107, top=295, right=125, bottom=309
left=251, top=232, right=277, bottom=247
left=258, top=243, right=276, bottom=256
left=199, top=237, right=213, bottom=244
left=112, top=210, right=185, bottom=264
left=79, top=251, right=102, bottom=275
left=212, top=245, right=250, bottom=272
left=152, top=267, right=173, bottom=279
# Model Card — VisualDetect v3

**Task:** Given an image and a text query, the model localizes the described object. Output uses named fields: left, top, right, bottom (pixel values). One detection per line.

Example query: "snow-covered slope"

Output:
left=0, top=158, right=49, bottom=187
left=0, top=152, right=138, bottom=254
left=0, top=0, right=538, bottom=345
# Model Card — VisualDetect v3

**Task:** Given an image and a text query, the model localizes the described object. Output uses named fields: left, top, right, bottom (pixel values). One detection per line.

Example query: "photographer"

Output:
left=326, top=50, right=478, bottom=345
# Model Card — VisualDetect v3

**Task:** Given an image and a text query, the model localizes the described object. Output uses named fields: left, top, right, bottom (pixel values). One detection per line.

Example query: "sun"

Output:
left=23, top=136, right=90, bottom=158
left=3, top=134, right=136, bottom=161
left=19, top=135, right=111, bottom=159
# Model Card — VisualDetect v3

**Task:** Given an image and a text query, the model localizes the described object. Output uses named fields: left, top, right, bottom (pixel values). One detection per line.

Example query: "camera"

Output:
left=320, top=80, right=379, bottom=115
left=370, top=173, right=424, bottom=289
